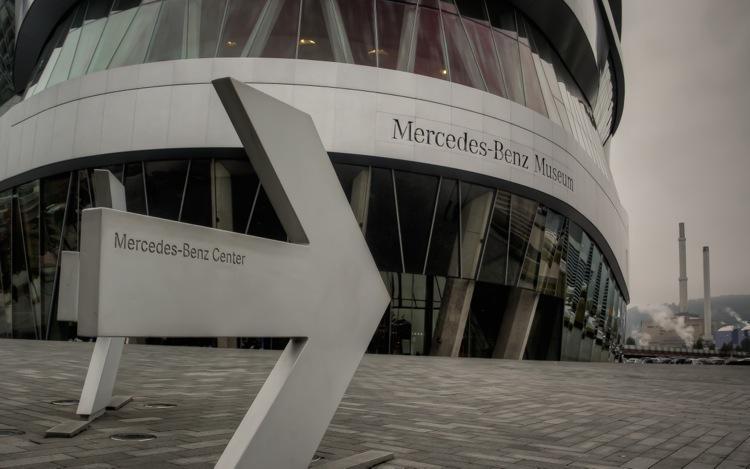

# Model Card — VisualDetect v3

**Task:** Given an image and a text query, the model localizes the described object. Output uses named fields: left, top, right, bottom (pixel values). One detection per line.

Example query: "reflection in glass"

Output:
left=518, top=204, right=547, bottom=290
left=459, top=182, right=493, bottom=278
left=506, top=195, right=537, bottom=285
left=478, top=190, right=510, bottom=284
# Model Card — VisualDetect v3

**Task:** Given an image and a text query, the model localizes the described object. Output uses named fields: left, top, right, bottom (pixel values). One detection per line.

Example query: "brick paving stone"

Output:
left=0, top=340, right=749, bottom=469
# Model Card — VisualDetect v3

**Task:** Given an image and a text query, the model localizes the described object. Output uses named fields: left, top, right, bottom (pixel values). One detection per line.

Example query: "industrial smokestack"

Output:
left=702, top=246, right=713, bottom=344
left=678, top=223, right=688, bottom=314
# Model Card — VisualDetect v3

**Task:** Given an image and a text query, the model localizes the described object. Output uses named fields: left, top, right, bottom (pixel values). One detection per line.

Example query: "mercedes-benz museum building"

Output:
left=0, top=0, right=628, bottom=361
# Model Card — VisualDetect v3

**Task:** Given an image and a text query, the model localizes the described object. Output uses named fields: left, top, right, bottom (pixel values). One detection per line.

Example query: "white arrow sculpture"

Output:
left=75, top=78, right=390, bottom=468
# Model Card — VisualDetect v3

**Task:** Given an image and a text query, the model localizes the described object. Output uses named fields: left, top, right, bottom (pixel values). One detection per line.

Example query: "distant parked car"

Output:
left=673, top=358, right=690, bottom=364
left=642, top=357, right=659, bottom=364
left=703, top=357, right=725, bottom=365
left=625, top=358, right=642, bottom=364
left=688, top=358, right=703, bottom=365
left=725, top=358, right=750, bottom=366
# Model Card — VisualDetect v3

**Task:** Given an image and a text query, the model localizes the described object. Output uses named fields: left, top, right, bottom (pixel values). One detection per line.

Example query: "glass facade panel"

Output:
left=47, top=5, right=86, bottom=88
left=40, top=175, right=70, bottom=339
left=336, top=0, right=377, bottom=66
left=124, top=162, right=148, bottom=215
left=0, top=190, right=11, bottom=338
left=214, top=159, right=260, bottom=234
left=506, top=195, right=537, bottom=285
left=493, top=29, right=524, bottom=104
left=461, top=16, right=506, bottom=97
left=478, top=189, right=510, bottom=284
left=69, top=14, right=108, bottom=79
left=376, top=0, right=416, bottom=72
left=394, top=171, right=438, bottom=274
left=24, top=0, right=615, bottom=170
left=109, top=1, right=161, bottom=68
left=0, top=156, right=626, bottom=359
left=87, top=8, right=139, bottom=73
left=517, top=204, right=547, bottom=290
left=412, top=5, right=447, bottom=80
left=180, top=159, right=212, bottom=227
left=424, top=178, right=459, bottom=277
left=458, top=181, right=493, bottom=278
left=216, top=0, right=265, bottom=57
left=297, top=0, right=336, bottom=62
left=144, top=160, right=189, bottom=220
left=365, top=168, right=402, bottom=272
left=246, top=187, right=286, bottom=241
left=441, top=9, right=483, bottom=89
left=147, top=0, right=188, bottom=62
left=255, top=0, right=301, bottom=59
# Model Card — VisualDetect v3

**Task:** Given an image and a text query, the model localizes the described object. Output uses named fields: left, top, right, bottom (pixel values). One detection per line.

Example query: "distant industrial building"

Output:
left=638, top=315, right=704, bottom=349
left=715, top=324, right=750, bottom=350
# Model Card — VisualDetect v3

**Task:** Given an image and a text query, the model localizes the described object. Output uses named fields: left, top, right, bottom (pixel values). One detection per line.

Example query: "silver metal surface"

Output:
left=75, top=79, right=389, bottom=468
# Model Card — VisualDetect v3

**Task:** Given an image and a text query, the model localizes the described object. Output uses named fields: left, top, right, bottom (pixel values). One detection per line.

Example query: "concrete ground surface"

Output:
left=0, top=340, right=748, bottom=469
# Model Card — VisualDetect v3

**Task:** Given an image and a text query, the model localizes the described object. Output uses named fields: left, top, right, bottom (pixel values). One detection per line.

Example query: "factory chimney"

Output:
left=702, top=246, right=713, bottom=345
left=678, top=223, right=688, bottom=315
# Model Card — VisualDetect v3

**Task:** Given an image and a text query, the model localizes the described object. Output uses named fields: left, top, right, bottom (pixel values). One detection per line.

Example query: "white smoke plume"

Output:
left=631, top=330, right=652, bottom=346
left=636, top=304, right=695, bottom=348
left=725, top=307, right=749, bottom=327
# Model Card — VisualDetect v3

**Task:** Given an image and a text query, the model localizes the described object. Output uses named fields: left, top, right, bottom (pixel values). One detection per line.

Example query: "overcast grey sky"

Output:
left=610, top=0, right=750, bottom=306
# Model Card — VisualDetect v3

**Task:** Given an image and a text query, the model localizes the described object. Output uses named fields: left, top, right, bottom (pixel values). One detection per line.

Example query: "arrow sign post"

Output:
left=76, top=78, right=389, bottom=468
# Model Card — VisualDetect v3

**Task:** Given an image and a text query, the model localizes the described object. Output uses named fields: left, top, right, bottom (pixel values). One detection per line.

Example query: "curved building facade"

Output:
left=0, top=0, right=628, bottom=361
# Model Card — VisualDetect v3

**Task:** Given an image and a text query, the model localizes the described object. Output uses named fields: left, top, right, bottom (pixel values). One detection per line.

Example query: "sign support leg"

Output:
left=76, top=337, right=126, bottom=419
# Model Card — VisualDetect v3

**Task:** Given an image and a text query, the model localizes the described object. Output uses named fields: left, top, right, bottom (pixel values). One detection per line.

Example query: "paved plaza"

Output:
left=0, top=340, right=748, bottom=469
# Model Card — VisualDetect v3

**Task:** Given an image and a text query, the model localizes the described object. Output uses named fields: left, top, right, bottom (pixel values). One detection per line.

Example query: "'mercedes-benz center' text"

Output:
left=114, top=232, right=246, bottom=265
left=392, top=119, right=574, bottom=192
